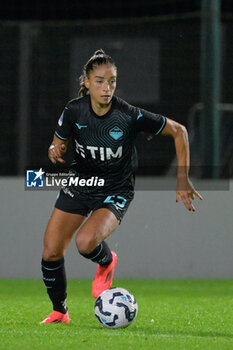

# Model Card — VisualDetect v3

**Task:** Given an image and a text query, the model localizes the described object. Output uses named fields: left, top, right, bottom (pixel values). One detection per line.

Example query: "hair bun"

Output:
left=94, top=49, right=105, bottom=56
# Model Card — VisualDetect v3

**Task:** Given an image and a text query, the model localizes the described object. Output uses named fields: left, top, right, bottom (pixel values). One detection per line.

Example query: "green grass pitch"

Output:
left=0, top=279, right=232, bottom=350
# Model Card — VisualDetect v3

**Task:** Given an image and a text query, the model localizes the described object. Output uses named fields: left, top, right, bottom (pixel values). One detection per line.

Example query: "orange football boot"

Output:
left=92, top=251, right=118, bottom=298
left=40, top=310, right=70, bottom=324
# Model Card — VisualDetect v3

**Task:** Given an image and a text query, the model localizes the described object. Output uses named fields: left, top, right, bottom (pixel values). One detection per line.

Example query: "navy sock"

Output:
left=41, top=257, right=67, bottom=314
left=80, top=241, right=113, bottom=266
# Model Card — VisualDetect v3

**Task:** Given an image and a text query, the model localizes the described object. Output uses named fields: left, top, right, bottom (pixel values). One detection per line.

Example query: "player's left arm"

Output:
left=162, top=118, right=203, bottom=211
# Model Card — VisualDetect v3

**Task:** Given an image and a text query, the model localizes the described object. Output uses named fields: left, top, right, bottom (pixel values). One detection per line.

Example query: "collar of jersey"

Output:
left=88, top=95, right=116, bottom=119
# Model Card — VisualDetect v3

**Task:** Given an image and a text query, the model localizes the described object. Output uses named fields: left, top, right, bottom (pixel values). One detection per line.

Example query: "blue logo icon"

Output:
left=109, top=126, right=123, bottom=140
left=26, top=168, right=45, bottom=188
left=137, top=110, right=143, bottom=120
left=75, top=123, right=87, bottom=130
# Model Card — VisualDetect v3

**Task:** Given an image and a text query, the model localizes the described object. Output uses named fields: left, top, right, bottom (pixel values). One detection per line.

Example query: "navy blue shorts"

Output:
left=55, top=188, right=134, bottom=221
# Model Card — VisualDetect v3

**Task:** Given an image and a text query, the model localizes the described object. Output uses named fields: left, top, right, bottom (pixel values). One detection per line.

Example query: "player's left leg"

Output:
left=75, top=208, right=119, bottom=298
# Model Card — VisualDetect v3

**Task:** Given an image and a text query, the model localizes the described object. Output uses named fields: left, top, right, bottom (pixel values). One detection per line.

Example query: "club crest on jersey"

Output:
left=109, top=126, right=123, bottom=140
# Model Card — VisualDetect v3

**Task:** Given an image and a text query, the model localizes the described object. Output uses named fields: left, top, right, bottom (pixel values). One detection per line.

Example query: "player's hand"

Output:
left=48, top=143, right=67, bottom=164
left=176, top=176, right=203, bottom=212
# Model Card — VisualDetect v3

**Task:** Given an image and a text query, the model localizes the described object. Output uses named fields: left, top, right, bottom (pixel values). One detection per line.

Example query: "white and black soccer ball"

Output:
left=94, top=287, right=138, bottom=329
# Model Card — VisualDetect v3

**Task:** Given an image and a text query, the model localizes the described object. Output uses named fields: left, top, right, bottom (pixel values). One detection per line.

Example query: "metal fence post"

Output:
left=200, top=0, right=221, bottom=178
left=18, top=23, right=31, bottom=175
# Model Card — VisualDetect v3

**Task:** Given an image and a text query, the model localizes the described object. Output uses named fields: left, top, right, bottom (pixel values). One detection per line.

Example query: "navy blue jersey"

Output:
left=55, top=95, right=166, bottom=196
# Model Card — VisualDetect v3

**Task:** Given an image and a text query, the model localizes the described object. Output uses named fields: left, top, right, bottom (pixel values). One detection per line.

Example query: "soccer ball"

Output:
left=94, top=287, right=138, bottom=329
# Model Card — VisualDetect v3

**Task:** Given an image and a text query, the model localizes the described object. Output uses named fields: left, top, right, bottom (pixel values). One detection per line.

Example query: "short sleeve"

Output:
left=54, top=106, right=72, bottom=141
left=135, top=107, right=167, bottom=136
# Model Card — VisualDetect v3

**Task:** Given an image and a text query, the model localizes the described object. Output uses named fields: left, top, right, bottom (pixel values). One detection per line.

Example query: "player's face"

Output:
left=85, top=64, right=117, bottom=107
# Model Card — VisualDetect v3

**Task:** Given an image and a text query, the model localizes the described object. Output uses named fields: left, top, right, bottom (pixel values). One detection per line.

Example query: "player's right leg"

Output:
left=40, top=207, right=86, bottom=324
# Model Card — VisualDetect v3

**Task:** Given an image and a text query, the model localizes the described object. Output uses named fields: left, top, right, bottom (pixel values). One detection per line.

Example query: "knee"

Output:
left=75, top=234, right=96, bottom=255
left=42, top=248, right=64, bottom=261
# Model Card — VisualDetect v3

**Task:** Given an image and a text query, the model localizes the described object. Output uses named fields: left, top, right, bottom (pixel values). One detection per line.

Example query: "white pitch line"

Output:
left=0, top=329, right=230, bottom=340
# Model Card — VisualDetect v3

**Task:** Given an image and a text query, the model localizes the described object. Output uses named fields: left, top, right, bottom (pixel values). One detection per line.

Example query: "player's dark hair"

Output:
left=78, top=49, right=116, bottom=97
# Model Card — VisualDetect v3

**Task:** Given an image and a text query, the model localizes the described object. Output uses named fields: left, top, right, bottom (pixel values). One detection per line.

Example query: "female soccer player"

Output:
left=40, top=50, right=202, bottom=324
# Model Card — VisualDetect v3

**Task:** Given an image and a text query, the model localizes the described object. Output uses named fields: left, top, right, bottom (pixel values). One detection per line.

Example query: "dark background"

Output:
left=1, top=0, right=233, bottom=20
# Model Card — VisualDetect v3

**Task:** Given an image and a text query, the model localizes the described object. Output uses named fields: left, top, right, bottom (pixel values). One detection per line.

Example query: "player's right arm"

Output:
left=48, top=103, right=73, bottom=164
left=48, top=135, right=68, bottom=164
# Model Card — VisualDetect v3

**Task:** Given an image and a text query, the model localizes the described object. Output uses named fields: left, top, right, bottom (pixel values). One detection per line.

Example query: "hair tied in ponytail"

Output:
left=94, top=49, right=105, bottom=56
